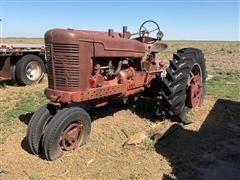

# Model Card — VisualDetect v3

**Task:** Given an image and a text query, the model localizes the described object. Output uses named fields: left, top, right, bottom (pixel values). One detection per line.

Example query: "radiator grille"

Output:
left=46, top=43, right=80, bottom=89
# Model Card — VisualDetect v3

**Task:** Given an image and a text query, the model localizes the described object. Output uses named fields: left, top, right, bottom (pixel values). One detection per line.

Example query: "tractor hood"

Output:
left=45, top=28, right=145, bottom=58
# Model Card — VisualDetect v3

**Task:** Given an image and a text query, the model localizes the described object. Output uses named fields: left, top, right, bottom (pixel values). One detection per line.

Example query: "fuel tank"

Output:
left=45, top=28, right=145, bottom=58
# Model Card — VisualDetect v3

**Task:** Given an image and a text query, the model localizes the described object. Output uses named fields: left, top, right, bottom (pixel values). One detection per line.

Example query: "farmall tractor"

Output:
left=27, top=20, right=206, bottom=160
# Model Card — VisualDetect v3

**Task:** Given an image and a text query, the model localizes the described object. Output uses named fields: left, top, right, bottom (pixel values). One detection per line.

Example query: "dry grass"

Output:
left=0, top=38, right=43, bottom=44
left=159, top=40, right=240, bottom=72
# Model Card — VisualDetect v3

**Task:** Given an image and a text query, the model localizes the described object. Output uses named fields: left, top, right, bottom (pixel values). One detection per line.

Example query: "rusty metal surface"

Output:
left=60, top=121, right=84, bottom=151
left=45, top=29, right=145, bottom=57
left=0, top=44, right=45, bottom=56
left=186, top=72, right=202, bottom=108
left=45, top=84, right=125, bottom=103
left=0, top=57, right=11, bottom=80
left=44, top=23, right=167, bottom=106
left=45, top=43, right=80, bottom=90
left=148, top=43, right=168, bottom=52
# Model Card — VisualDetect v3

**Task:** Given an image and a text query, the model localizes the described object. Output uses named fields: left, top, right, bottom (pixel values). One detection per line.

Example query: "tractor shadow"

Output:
left=18, top=113, right=35, bottom=155
left=21, top=137, right=35, bottom=155
left=18, top=98, right=165, bottom=157
left=88, top=98, right=166, bottom=123
left=18, top=98, right=165, bottom=127
left=155, top=99, right=240, bottom=180
left=19, top=112, right=34, bottom=125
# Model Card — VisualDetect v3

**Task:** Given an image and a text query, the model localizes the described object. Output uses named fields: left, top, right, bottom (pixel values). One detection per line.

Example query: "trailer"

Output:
left=0, top=43, right=46, bottom=85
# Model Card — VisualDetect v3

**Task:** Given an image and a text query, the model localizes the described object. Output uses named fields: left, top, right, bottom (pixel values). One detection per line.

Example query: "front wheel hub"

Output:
left=60, top=122, right=84, bottom=151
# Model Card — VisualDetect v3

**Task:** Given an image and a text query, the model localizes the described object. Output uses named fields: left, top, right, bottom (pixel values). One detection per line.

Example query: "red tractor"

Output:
left=27, top=20, right=206, bottom=160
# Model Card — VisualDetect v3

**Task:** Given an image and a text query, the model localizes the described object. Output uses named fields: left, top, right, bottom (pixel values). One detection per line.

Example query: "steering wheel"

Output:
left=139, top=20, right=163, bottom=44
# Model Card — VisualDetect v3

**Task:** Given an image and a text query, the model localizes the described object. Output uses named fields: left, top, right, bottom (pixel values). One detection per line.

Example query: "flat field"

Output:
left=0, top=39, right=239, bottom=179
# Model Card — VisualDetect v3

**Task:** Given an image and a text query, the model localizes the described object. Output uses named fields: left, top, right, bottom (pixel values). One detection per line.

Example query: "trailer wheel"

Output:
left=43, top=107, right=91, bottom=161
left=27, top=104, right=55, bottom=155
left=15, top=54, right=45, bottom=85
left=161, top=48, right=206, bottom=123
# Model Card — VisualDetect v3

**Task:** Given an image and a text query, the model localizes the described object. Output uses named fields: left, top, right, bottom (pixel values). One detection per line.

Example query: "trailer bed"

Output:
left=0, top=43, right=45, bottom=56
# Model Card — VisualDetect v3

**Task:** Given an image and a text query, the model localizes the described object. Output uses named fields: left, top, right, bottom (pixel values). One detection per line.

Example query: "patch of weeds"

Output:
left=119, top=174, right=140, bottom=180
left=0, top=90, right=48, bottom=143
left=3, top=90, right=47, bottom=124
left=0, top=167, right=9, bottom=174
left=129, top=174, right=140, bottom=180
left=185, top=107, right=195, bottom=117
left=140, top=137, right=155, bottom=151
left=147, top=120, right=171, bottom=138
left=210, top=75, right=221, bottom=82
left=29, top=175, right=40, bottom=180
left=211, top=64, right=217, bottom=69
left=219, top=48, right=225, bottom=52
left=0, top=137, right=5, bottom=144
left=147, top=127, right=158, bottom=138
left=206, top=70, right=240, bottom=101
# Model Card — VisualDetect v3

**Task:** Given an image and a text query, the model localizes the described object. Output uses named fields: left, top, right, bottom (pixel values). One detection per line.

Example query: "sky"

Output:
left=0, top=0, right=239, bottom=41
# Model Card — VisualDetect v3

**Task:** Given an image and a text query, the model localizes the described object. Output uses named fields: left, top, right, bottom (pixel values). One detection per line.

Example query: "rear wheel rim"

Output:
left=186, top=65, right=202, bottom=108
left=60, top=121, right=84, bottom=151
left=25, top=61, right=42, bottom=81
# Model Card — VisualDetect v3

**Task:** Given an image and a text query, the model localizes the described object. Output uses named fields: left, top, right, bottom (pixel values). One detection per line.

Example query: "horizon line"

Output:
left=0, top=37, right=239, bottom=42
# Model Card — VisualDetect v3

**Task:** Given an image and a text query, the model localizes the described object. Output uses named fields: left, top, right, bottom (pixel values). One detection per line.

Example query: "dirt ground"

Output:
left=0, top=40, right=239, bottom=180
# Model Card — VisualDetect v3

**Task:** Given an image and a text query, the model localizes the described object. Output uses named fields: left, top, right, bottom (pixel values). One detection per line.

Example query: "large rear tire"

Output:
left=27, top=104, right=56, bottom=155
left=43, top=107, right=91, bottom=161
left=15, top=54, right=45, bottom=85
left=161, top=48, right=206, bottom=123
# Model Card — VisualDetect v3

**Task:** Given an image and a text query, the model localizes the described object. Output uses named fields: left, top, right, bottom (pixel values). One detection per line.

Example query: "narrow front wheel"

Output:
left=27, top=104, right=55, bottom=155
left=43, top=107, right=91, bottom=161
